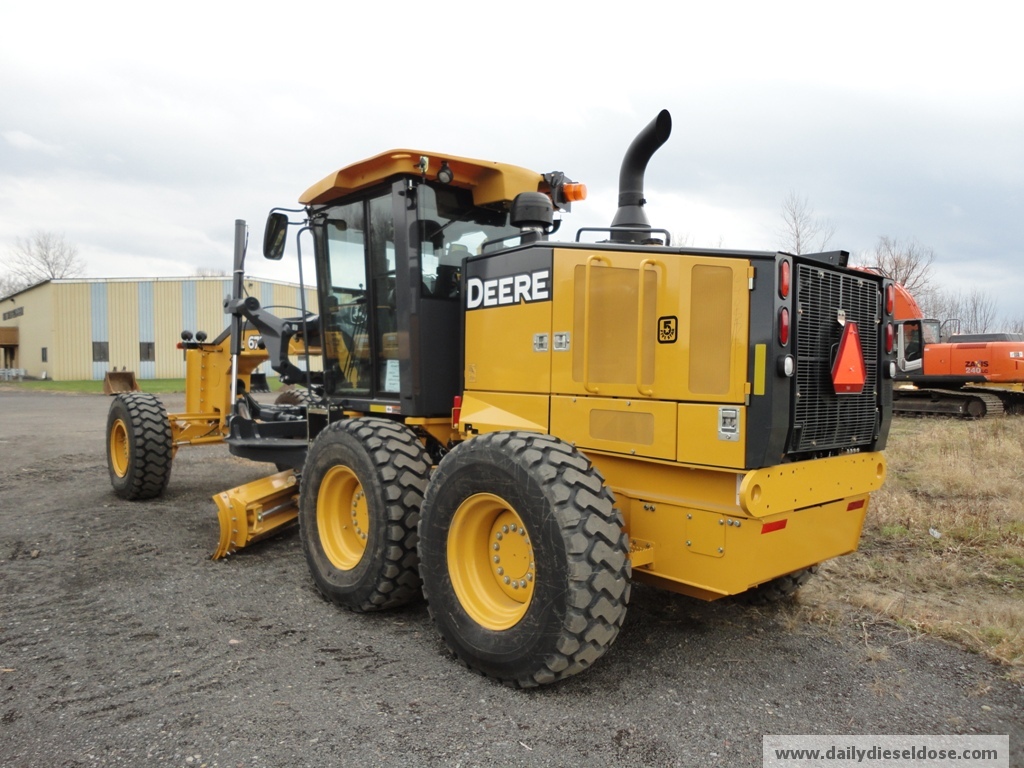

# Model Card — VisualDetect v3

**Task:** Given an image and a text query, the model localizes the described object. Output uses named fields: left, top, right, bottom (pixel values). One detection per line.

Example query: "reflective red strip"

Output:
left=847, top=499, right=866, bottom=511
left=761, top=520, right=787, bottom=534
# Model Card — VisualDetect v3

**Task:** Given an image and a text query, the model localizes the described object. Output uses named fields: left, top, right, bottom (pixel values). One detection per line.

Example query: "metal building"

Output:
left=0, top=277, right=317, bottom=381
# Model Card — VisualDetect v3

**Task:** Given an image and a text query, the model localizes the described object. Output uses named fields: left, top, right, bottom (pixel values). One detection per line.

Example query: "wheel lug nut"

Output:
left=526, top=573, right=533, bottom=582
left=495, top=532, right=503, bottom=540
left=497, top=567, right=504, bottom=576
left=502, top=525, right=509, bottom=533
left=519, top=528, right=526, bottom=536
left=520, top=580, right=526, bottom=588
left=503, top=576, right=511, bottom=585
left=493, top=543, right=500, bottom=551
left=510, top=524, right=517, bottom=532
left=493, top=556, right=500, bottom=563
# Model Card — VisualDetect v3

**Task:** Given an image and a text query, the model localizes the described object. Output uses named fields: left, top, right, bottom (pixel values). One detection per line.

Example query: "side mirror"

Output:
left=263, top=212, right=288, bottom=260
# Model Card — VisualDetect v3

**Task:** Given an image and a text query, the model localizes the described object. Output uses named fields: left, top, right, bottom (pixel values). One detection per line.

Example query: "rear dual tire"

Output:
left=742, top=566, right=818, bottom=605
left=419, top=431, right=631, bottom=688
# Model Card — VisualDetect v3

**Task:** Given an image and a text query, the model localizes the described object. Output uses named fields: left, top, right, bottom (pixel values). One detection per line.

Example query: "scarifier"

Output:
left=105, top=111, right=895, bottom=686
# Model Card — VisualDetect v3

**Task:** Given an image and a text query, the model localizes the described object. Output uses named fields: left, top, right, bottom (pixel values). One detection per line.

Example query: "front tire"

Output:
left=299, top=418, right=430, bottom=612
left=106, top=393, right=173, bottom=500
left=419, top=432, right=630, bottom=687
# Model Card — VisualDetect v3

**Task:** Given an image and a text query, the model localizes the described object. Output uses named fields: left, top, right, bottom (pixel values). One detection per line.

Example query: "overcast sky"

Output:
left=3, top=2, right=1022, bottom=321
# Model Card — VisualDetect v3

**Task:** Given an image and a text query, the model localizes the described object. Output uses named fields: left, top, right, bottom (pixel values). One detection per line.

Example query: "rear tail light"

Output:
left=778, top=307, right=790, bottom=346
left=779, top=260, right=791, bottom=299
left=885, top=284, right=895, bottom=315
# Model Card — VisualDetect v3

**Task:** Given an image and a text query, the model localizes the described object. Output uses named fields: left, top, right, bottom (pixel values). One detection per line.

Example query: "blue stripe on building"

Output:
left=138, top=281, right=155, bottom=379
left=91, top=282, right=108, bottom=381
left=182, top=281, right=197, bottom=341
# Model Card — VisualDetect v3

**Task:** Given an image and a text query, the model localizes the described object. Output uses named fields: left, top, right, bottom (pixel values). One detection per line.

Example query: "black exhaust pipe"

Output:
left=610, top=110, right=672, bottom=243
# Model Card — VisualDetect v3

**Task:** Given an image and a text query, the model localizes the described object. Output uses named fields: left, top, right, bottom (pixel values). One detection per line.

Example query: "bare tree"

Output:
left=8, top=230, right=84, bottom=286
left=920, top=286, right=960, bottom=324
left=962, top=288, right=998, bottom=334
left=0, top=273, right=25, bottom=298
left=921, top=286, right=998, bottom=335
left=866, top=235, right=934, bottom=296
left=193, top=267, right=228, bottom=277
left=777, top=191, right=835, bottom=255
left=1006, top=315, right=1024, bottom=336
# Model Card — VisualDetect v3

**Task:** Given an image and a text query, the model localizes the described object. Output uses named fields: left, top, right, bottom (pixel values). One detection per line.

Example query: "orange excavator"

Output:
left=885, top=278, right=1024, bottom=417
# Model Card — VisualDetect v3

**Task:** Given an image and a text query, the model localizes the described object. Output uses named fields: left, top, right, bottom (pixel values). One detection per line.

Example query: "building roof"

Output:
left=2, top=275, right=310, bottom=303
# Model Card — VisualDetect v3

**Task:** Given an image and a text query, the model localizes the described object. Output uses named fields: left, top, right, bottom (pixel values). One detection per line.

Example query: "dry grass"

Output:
left=804, top=416, right=1024, bottom=675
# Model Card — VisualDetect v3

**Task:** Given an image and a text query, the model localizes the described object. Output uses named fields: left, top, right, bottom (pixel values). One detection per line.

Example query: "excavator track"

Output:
left=963, top=386, right=1024, bottom=415
left=893, top=388, right=1004, bottom=419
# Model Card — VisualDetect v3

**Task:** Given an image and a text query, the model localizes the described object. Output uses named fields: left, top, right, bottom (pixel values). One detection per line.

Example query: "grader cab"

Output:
left=106, top=110, right=895, bottom=687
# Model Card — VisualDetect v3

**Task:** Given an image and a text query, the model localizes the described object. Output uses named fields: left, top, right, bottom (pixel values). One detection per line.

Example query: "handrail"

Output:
left=636, top=258, right=662, bottom=396
left=582, top=255, right=610, bottom=393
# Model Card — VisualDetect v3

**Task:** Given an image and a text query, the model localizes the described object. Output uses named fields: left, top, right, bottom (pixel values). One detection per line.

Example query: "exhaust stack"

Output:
left=610, top=110, right=672, bottom=243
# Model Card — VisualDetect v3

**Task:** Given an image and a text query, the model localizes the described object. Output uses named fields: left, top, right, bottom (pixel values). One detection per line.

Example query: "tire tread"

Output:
left=301, top=418, right=430, bottom=612
left=107, top=393, right=173, bottom=500
left=421, top=431, right=630, bottom=688
left=742, top=566, right=819, bottom=605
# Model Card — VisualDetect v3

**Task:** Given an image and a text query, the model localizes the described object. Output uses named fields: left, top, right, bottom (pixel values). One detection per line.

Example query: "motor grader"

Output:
left=106, top=110, right=895, bottom=687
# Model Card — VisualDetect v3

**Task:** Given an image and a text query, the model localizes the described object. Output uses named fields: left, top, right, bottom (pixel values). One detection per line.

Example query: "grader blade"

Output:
left=212, top=470, right=300, bottom=559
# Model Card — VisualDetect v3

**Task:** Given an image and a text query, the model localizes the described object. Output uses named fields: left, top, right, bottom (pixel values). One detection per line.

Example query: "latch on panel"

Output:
left=718, top=407, right=740, bottom=442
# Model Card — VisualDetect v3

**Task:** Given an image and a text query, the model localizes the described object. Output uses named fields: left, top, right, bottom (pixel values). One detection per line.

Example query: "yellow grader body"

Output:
left=173, top=328, right=271, bottom=446
left=105, top=110, right=896, bottom=687
left=456, top=245, right=887, bottom=600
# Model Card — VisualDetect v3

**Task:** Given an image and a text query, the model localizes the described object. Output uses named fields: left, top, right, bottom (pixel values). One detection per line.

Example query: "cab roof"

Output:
left=299, top=149, right=545, bottom=207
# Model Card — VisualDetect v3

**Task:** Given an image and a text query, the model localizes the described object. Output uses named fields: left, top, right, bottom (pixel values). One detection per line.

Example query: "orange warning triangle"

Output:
left=832, top=322, right=866, bottom=394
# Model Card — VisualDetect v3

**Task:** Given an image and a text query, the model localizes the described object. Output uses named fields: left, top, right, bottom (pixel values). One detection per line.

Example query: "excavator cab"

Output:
left=896, top=317, right=942, bottom=373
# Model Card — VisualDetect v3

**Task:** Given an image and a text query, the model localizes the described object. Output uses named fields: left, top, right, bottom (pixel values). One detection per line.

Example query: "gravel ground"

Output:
left=1, top=390, right=1020, bottom=768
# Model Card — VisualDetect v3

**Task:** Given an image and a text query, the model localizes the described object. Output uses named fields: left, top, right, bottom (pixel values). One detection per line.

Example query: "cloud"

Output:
left=3, top=130, right=63, bottom=157
left=1, top=1, right=1023, bottom=321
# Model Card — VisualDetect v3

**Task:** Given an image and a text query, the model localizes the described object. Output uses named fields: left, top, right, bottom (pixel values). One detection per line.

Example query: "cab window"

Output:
left=417, top=184, right=518, bottom=300
left=320, top=191, right=398, bottom=397
left=902, top=321, right=922, bottom=363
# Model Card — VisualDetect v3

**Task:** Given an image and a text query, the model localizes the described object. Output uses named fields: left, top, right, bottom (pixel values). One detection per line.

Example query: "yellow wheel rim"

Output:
left=447, top=493, right=535, bottom=630
left=109, top=419, right=130, bottom=478
left=318, top=465, right=369, bottom=570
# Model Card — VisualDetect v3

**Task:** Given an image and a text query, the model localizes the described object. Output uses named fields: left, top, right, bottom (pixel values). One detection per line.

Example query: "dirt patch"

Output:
left=1, top=391, right=1021, bottom=767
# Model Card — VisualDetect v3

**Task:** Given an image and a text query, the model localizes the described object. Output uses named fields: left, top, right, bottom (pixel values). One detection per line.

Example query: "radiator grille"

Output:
left=791, top=265, right=879, bottom=453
